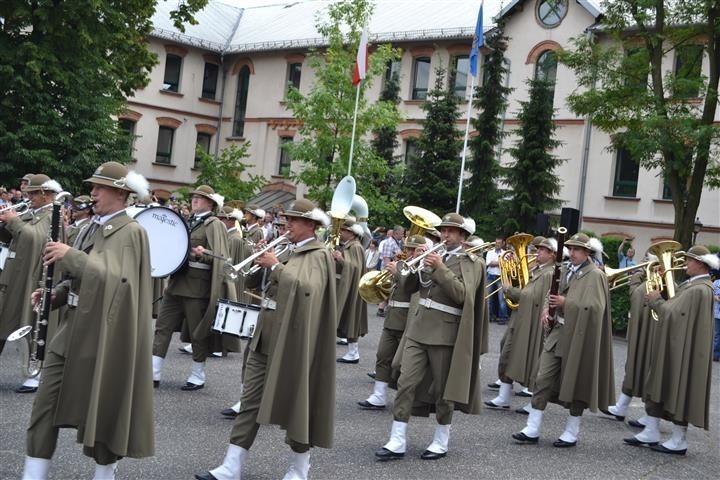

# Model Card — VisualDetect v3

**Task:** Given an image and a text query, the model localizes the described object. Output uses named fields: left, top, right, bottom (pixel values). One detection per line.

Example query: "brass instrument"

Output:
left=644, top=240, right=683, bottom=320
left=326, top=176, right=356, bottom=249
left=605, top=261, right=653, bottom=291
left=224, top=235, right=289, bottom=281
left=465, top=241, right=494, bottom=256
left=397, top=241, right=447, bottom=276
left=0, top=201, right=30, bottom=215
left=7, top=191, right=73, bottom=377
left=485, top=233, right=535, bottom=310
left=397, top=206, right=442, bottom=260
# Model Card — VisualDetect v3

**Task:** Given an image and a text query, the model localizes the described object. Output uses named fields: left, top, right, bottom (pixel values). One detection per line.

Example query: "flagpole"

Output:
left=347, top=83, right=361, bottom=177
left=455, top=75, right=476, bottom=213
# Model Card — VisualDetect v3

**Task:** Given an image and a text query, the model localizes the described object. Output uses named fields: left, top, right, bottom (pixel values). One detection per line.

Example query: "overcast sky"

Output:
left=221, top=0, right=300, bottom=7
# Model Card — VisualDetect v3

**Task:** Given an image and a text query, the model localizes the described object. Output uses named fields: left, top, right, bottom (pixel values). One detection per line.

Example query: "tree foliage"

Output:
left=194, top=143, right=266, bottom=202
left=464, top=27, right=512, bottom=239
left=503, top=78, right=565, bottom=234
left=561, top=0, right=720, bottom=248
left=284, top=0, right=402, bottom=222
left=401, top=68, right=462, bottom=215
left=0, top=0, right=207, bottom=193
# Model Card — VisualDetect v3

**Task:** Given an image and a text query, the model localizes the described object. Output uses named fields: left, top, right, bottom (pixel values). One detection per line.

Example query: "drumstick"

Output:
left=244, top=291, right=265, bottom=303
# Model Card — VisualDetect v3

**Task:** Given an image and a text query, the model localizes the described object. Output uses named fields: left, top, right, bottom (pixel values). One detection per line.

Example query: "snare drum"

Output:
left=127, top=206, right=189, bottom=278
left=212, top=299, right=260, bottom=339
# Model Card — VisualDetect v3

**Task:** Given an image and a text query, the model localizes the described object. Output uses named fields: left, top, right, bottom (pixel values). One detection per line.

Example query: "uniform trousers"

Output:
left=644, top=399, right=688, bottom=426
left=27, top=350, right=118, bottom=464
left=531, top=327, right=586, bottom=416
left=229, top=350, right=309, bottom=453
left=153, top=292, right=209, bottom=363
left=374, top=327, right=404, bottom=383
left=497, top=320, right=515, bottom=384
left=392, top=338, right=455, bottom=425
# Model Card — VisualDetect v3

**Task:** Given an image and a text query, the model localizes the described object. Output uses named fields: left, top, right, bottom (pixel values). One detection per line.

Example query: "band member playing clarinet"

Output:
left=196, top=198, right=336, bottom=480
left=512, top=233, right=614, bottom=448
left=375, top=213, right=486, bottom=462
left=21, top=162, right=154, bottom=480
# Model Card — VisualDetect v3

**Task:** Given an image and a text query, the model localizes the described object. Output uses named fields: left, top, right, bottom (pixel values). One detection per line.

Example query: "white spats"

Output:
left=634, top=415, right=661, bottom=444
left=152, top=355, right=164, bottom=381
left=282, top=451, right=311, bottom=480
left=383, top=420, right=408, bottom=454
left=425, top=424, right=451, bottom=454
left=92, top=462, right=118, bottom=480
left=558, top=415, right=581, bottom=443
left=341, top=342, right=360, bottom=361
left=21, top=376, right=40, bottom=388
left=662, top=424, right=688, bottom=452
left=608, top=392, right=631, bottom=417
left=489, top=382, right=512, bottom=407
left=21, top=456, right=51, bottom=480
left=209, top=444, right=247, bottom=480
left=187, top=361, right=206, bottom=386
left=520, top=408, right=544, bottom=438
left=366, top=381, right=388, bottom=406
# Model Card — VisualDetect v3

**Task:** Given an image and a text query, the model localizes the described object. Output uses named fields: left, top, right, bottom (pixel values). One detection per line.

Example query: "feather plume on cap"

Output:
left=546, top=237, right=558, bottom=253
left=312, top=208, right=330, bottom=227
left=563, top=246, right=569, bottom=259
left=125, top=170, right=150, bottom=200
left=41, top=179, right=63, bottom=193
left=700, top=253, right=720, bottom=270
left=588, top=237, right=604, bottom=263
left=210, top=193, right=225, bottom=209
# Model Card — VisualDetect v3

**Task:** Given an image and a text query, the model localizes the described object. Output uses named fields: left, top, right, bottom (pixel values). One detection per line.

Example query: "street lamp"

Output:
left=692, top=217, right=703, bottom=245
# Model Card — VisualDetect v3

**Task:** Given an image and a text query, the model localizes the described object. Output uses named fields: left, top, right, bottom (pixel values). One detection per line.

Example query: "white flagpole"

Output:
left=347, top=83, right=362, bottom=177
left=456, top=74, right=476, bottom=213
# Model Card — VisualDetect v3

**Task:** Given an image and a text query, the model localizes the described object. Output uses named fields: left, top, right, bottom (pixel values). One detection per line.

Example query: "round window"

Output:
left=537, top=0, right=568, bottom=28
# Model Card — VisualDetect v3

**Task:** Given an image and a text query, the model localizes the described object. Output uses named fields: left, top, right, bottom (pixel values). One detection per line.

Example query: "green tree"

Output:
left=561, top=0, right=720, bottom=248
left=503, top=78, right=564, bottom=234
left=194, top=143, right=265, bottom=202
left=285, top=0, right=401, bottom=222
left=401, top=67, right=462, bottom=215
left=0, top=0, right=208, bottom=193
left=464, top=27, right=512, bottom=238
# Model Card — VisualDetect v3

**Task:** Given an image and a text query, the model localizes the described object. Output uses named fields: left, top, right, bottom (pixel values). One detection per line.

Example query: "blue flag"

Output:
left=469, top=1, right=484, bottom=77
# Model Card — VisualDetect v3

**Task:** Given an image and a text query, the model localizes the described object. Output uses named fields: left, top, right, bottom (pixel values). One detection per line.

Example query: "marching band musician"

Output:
left=196, top=198, right=336, bottom=480
left=358, top=234, right=426, bottom=410
left=218, top=206, right=252, bottom=303
left=0, top=174, right=62, bottom=394
left=243, top=204, right=266, bottom=244
left=624, top=246, right=718, bottom=455
left=152, top=185, right=237, bottom=391
left=375, top=213, right=486, bottom=462
left=65, top=195, right=93, bottom=247
left=335, top=216, right=368, bottom=364
left=512, top=233, right=614, bottom=448
left=21, top=162, right=154, bottom=480
left=486, top=237, right=556, bottom=413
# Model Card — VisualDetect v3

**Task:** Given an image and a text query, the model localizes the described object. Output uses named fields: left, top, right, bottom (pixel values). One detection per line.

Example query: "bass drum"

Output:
left=127, top=206, right=189, bottom=278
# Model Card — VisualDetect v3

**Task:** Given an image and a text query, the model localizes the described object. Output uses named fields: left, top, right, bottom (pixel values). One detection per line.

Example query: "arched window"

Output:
left=534, top=50, right=557, bottom=84
left=232, top=66, right=251, bottom=138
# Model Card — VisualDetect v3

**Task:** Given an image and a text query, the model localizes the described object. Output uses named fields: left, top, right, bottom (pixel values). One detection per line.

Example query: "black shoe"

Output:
left=484, top=400, right=510, bottom=409
left=627, top=419, right=645, bottom=429
left=515, top=390, right=532, bottom=398
left=553, top=438, right=577, bottom=448
left=336, top=339, right=348, bottom=345
left=178, top=346, right=192, bottom=355
left=512, top=432, right=539, bottom=444
left=367, top=371, right=376, bottom=379
left=194, top=472, right=218, bottom=480
left=153, top=380, right=159, bottom=389
left=650, top=444, right=686, bottom=455
left=180, top=382, right=205, bottom=391
left=358, top=400, right=385, bottom=410
left=487, top=382, right=500, bottom=389
left=420, top=450, right=447, bottom=460
left=515, top=407, right=530, bottom=415
left=337, top=357, right=359, bottom=364
left=375, top=447, right=404, bottom=461
left=15, top=385, right=38, bottom=394
left=623, top=437, right=659, bottom=447
left=220, top=408, right=239, bottom=418
left=600, top=408, right=625, bottom=421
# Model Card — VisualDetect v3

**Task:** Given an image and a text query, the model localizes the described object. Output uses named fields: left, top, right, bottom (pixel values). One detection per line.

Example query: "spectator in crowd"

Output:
left=365, top=239, right=381, bottom=271
left=262, top=212, right=275, bottom=241
left=486, top=236, right=508, bottom=325
left=377, top=226, right=404, bottom=316
left=618, top=238, right=637, bottom=268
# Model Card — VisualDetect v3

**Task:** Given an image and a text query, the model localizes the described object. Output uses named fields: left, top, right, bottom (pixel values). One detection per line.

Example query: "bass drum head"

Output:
left=128, top=207, right=189, bottom=278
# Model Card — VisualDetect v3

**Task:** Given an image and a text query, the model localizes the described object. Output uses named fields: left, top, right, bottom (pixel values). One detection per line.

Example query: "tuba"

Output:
left=645, top=240, right=683, bottom=320
left=326, top=176, right=355, bottom=249
left=486, top=233, right=535, bottom=310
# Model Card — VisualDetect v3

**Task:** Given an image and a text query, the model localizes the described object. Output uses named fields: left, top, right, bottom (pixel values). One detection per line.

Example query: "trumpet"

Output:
left=0, top=201, right=30, bottom=215
left=224, top=235, right=289, bottom=281
left=397, top=241, right=446, bottom=276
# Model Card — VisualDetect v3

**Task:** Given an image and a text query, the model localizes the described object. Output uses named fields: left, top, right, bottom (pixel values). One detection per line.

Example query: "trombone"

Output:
left=397, top=241, right=446, bottom=276
left=224, top=235, right=289, bottom=281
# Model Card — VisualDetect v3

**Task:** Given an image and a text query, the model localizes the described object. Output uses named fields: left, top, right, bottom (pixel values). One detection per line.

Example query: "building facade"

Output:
left=124, top=0, right=719, bottom=251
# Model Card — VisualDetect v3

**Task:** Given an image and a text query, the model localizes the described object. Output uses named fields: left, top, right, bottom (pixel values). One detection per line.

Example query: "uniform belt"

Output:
left=188, top=261, right=211, bottom=270
left=67, top=292, right=79, bottom=308
left=418, top=298, right=462, bottom=316
left=261, top=297, right=277, bottom=311
left=7, top=250, right=16, bottom=259
left=335, top=274, right=342, bottom=280
left=388, top=300, right=410, bottom=309
left=555, top=315, right=565, bottom=326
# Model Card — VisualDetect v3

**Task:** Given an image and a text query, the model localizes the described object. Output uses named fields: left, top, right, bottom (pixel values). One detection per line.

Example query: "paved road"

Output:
left=1, top=305, right=718, bottom=479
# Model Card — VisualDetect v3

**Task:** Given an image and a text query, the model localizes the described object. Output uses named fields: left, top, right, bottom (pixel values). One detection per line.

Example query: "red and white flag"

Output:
left=352, top=27, right=369, bottom=86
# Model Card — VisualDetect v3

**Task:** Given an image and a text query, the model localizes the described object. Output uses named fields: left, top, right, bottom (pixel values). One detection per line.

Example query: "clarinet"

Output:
left=546, top=227, right=568, bottom=330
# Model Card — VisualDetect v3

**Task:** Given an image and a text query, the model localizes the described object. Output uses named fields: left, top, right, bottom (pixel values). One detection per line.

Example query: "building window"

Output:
left=450, top=55, right=470, bottom=98
left=195, top=132, right=212, bottom=168
left=201, top=62, right=219, bottom=99
left=534, top=50, right=557, bottom=84
left=278, top=136, right=293, bottom=177
left=612, top=148, right=639, bottom=197
left=385, top=60, right=402, bottom=84
left=674, top=44, right=704, bottom=98
left=404, top=139, right=419, bottom=164
left=536, top=0, right=568, bottom=28
left=155, top=126, right=175, bottom=164
left=287, top=62, right=302, bottom=92
left=232, top=66, right=251, bottom=138
left=163, top=54, right=182, bottom=92
left=118, top=119, right=137, bottom=158
left=411, top=57, right=431, bottom=100
left=662, top=180, right=673, bottom=200
left=624, top=47, right=650, bottom=90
